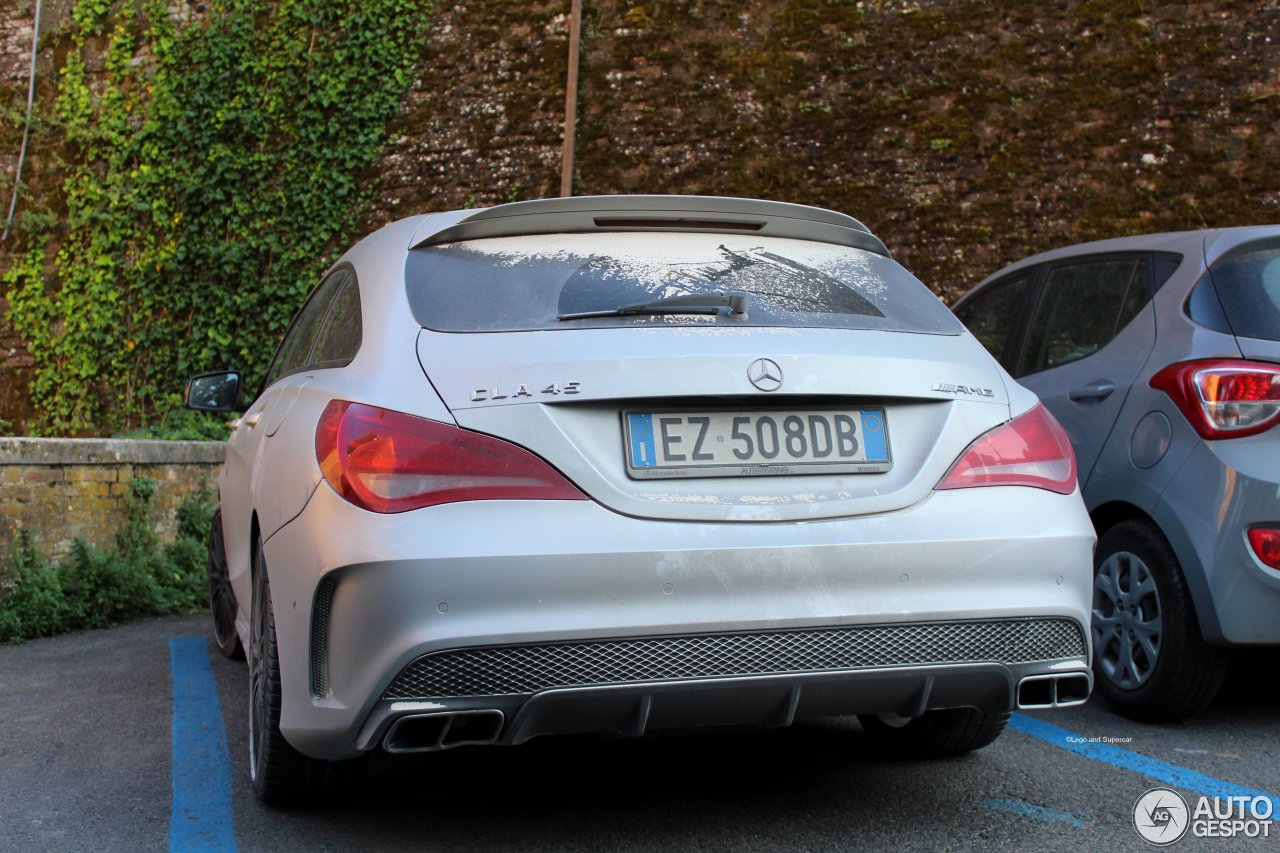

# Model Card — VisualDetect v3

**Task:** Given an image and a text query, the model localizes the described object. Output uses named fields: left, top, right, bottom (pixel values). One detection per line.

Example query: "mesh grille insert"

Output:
left=383, top=618, right=1086, bottom=700
left=310, top=576, right=337, bottom=696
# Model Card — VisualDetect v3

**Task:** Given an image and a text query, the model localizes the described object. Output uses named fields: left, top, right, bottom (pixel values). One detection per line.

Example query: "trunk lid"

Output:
left=417, top=326, right=1011, bottom=522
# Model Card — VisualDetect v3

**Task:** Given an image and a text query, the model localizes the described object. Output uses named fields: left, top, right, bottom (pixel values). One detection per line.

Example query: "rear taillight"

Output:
left=315, top=400, right=587, bottom=513
left=1149, top=359, right=1280, bottom=439
left=936, top=404, right=1077, bottom=495
left=1249, top=528, right=1280, bottom=570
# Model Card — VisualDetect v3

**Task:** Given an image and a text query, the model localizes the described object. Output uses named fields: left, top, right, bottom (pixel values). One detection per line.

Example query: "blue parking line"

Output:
left=169, top=636, right=237, bottom=853
left=1010, top=713, right=1280, bottom=813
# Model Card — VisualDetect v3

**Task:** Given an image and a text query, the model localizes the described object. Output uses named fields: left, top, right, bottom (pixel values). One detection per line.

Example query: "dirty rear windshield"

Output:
left=1210, top=246, right=1280, bottom=343
left=405, top=232, right=963, bottom=334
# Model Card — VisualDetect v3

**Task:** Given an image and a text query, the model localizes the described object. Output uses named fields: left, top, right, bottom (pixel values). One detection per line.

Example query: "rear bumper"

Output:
left=354, top=622, right=1091, bottom=753
left=1154, top=435, right=1280, bottom=644
left=262, top=484, right=1094, bottom=759
left=357, top=661, right=1087, bottom=754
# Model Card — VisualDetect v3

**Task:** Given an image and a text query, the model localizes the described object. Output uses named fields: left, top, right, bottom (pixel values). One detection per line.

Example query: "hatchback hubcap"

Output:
left=1092, top=551, right=1162, bottom=689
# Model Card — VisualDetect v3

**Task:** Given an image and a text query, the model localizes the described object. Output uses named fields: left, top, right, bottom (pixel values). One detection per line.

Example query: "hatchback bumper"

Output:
left=1154, top=434, right=1280, bottom=644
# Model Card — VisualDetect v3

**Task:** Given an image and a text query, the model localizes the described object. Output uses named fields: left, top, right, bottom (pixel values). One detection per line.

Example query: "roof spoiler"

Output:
left=409, top=195, right=891, bottom=257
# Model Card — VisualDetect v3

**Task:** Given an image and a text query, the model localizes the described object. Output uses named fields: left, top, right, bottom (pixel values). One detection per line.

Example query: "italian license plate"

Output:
left=623, top=408, right=891, bottom=479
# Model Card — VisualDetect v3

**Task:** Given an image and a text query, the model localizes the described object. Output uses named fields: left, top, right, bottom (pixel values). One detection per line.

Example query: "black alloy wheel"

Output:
left=247, top=538, right=366, bottom=804
left=249, top=538, right=317, bottom=804
left=207, top=509, right=243, bottom=659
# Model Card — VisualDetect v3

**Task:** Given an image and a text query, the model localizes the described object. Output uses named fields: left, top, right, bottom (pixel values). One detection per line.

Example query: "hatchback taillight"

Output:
left=315, top=401, right=587, bottom=513
left=936, top=404, right=1077, bottom=495
left=1249, top=528, right=1280, bottom=570
left=1149, top=359, right=1280, bottom=439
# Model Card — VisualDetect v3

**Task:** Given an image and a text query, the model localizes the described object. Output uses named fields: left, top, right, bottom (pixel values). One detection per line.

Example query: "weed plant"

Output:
left=0, top=477, right=213, bottom=643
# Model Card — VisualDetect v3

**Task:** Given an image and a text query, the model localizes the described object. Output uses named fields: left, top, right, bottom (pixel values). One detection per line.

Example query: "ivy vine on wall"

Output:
left=4, top=0, right=430, bottom=435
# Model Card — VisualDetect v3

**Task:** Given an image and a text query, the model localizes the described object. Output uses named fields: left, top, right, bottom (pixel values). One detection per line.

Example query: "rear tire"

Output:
left=208, top=509, right=243, bottom=660
left=248, top=538, right=368, bottom=804
left=857, top=708, right=1010, bottom=758
left=249, top=539, right=319, bottom=804
left=1091, top=520, right=1227, bottom=722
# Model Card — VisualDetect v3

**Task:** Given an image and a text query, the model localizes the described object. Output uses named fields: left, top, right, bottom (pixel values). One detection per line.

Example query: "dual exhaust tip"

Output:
left=1016, top=673, right=1091, bottom=709
left=383, top=710, right=505, bottom=753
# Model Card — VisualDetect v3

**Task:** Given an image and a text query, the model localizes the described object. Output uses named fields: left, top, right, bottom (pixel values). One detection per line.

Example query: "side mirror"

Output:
left=185, top=371, right=243, bottom=413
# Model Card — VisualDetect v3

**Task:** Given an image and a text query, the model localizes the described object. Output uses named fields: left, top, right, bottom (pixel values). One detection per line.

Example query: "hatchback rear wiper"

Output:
left=558, top=293, right=748, bottom=321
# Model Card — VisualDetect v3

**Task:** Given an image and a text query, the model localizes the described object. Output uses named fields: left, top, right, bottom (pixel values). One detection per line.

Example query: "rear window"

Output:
left=1209, top=247, right=1280, bottom=342
left=405, top=232, right=963, bottom=335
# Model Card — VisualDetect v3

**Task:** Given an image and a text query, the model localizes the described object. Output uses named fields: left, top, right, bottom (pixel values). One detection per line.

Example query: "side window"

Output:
left=264, top=270, right=349, bottom=388
left=307, top=274, right=363, bottom=369
left=1186, top=271, right=1233, bottom=333
left=1115, top=258, right=1152, bottom=331
left=954, top=274, right=1031, bottom=366
left=1152, top=252, right=1183, bottom=292
left=1019, top=258, right=1147, bottom=375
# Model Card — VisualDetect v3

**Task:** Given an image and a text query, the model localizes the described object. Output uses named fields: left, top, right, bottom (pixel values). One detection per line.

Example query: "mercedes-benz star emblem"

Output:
left=748, top=358, right=784, bottom=392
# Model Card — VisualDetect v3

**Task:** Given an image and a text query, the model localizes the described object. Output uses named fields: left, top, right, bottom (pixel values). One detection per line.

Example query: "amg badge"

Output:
left=932, top=382, right=994, bottom=397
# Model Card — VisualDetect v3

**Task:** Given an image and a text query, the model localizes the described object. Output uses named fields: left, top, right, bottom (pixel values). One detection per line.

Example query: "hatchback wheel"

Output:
left=1091, top=520, right=1227, bottom=722
left=207, top=509, right=243, bottom=660
left=857, top=708, right=1010, bottom=758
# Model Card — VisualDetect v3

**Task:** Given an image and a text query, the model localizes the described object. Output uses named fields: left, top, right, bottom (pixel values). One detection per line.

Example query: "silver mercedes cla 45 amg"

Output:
left=186, top=196, right=1095, bottom=803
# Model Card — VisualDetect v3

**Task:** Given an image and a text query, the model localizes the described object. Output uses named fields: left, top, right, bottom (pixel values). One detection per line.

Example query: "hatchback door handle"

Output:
left=1069, top=381, right=1116, bottom=402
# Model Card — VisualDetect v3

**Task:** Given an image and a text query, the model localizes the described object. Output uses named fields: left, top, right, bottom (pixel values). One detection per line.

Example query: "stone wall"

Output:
left=0, top=0, right=1277, bottom=431
left=0, top=438, right=223, bottom=562
left=363, top=0, right=1280, bottom=304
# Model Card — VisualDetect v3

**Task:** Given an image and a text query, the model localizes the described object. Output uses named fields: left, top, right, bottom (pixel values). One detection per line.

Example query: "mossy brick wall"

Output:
left=365, top=0, right=1279, bottom=303
left=0, top=0, right=1277, bottom=427
left=0, top=438, right=222, bottom=563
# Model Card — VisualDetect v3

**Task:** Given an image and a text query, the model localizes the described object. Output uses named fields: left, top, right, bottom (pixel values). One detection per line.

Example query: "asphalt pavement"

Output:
left=3, top=613, right=1279, bottom=852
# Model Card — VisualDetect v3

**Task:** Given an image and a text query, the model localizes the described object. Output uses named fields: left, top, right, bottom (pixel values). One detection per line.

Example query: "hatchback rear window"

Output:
left=1209, top=247, right=1280, bottom=343
left=405, top=232, right=963, bottom=335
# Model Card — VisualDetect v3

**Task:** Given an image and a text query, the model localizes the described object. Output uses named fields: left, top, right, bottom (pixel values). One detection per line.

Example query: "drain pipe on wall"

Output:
left=2, top=0, right=42, bottom=243
left=559, top=0, right=582, bottom=198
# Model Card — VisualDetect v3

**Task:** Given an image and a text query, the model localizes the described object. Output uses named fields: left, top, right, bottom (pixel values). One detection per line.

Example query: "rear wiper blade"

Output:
left=558, top=292, right=748, bottom=321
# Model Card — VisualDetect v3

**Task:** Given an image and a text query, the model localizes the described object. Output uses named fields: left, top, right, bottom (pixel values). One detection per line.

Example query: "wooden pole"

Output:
left=560, top=0, right=583, bottom=197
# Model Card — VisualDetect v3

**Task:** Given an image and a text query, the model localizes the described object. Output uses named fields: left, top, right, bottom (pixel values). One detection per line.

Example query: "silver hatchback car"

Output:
left=954, top=226, right=1280, bottom=722
left=187, top=196, right=1094, bottom=803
